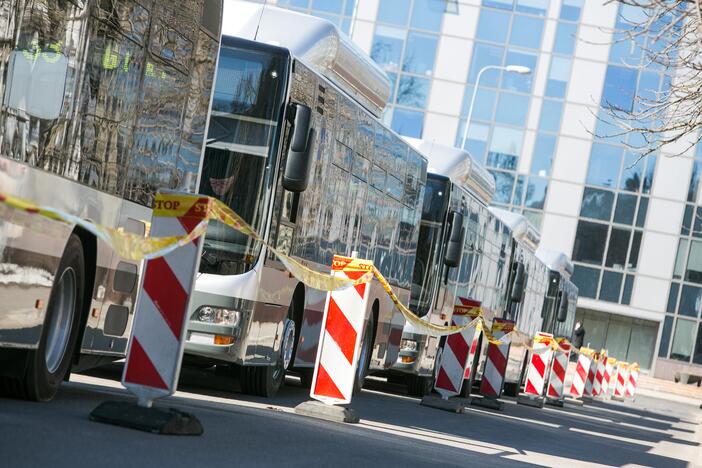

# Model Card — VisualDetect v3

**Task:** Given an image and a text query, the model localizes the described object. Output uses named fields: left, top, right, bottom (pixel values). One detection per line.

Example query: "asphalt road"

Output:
left=1, top=365, right=701, bottom=467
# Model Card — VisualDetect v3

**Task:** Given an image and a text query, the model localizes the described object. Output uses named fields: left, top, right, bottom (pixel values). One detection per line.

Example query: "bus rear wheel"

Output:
left=0, top=234, right=85, bottom=401
left=406, top=375, right=432, bottom=397
left=240, top=319, right=295, bottom=398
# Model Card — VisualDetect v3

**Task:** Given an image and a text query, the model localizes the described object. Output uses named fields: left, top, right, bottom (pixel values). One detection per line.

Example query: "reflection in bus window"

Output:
left=3, top=47, right=67, bottom=120
left=411, top=175, right=450, bottom=317
left=199, top=43, right=288, bottom=274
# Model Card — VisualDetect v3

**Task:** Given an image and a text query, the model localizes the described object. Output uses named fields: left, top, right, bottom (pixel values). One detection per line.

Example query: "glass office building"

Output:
left=265, top=0, right=701, bottom=377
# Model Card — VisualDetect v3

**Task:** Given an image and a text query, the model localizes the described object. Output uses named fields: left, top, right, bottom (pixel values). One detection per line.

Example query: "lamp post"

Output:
left=459, top=65, right=532, bottom=150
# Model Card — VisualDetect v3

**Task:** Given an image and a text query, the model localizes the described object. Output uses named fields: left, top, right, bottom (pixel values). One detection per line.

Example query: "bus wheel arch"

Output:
left=69, top=226, right=97, bottom=367
left=0, top=233, right=87, bottom=401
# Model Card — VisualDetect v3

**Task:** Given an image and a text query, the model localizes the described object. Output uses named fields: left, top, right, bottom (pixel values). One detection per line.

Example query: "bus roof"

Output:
left=222, top=0, right=390, bottom=118
left=488, top=206, right=541, bottom=251
left=536, top=246, right=575, bottom=278
left=402, top=137, right=495, bottom=205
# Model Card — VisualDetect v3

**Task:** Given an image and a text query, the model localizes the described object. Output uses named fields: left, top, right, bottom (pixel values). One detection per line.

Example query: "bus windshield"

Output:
left=199, top=39, right=288, bottom=274
left=410, top=175, right=450, bottom=317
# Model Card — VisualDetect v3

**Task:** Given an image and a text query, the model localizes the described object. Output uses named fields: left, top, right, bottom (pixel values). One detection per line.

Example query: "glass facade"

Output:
left=570, top=4, right=666, bottom=307
left=659, top=144, right=702, bottom=366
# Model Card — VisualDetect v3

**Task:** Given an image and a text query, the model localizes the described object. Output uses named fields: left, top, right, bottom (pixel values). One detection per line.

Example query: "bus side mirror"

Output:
left=511, top=262, right=526, bottom=303
left=283, top=103, right=313, bottom=192
left=557, top=293, right=569, bottom=322
left=444, top=211, right=464, bottom=268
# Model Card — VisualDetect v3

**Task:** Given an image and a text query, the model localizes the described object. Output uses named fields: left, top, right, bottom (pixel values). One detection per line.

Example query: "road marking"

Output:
left=569, top=427, right=655, bottom=448
left=466, top=406, right=562, bottom=428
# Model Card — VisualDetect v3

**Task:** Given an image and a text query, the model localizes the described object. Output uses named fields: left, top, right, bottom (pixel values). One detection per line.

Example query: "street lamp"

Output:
left=459, top=65, right=532, bottom=150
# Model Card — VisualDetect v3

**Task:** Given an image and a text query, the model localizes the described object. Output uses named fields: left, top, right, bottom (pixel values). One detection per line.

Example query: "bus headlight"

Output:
left=196, top=306, right=240, bottom=327
left=400, top=339, right=418, bottom=352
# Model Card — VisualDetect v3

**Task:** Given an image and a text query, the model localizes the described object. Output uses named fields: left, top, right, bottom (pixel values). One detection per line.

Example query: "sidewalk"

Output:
left=637, top=373, right=702, bottom=402
left=566, top=361, right=702, bottom=403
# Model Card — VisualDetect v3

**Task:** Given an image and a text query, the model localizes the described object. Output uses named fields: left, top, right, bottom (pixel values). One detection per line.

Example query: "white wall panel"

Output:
left=544, top=180, right=583, bottom=217
left=631, top=276, right=669, bottom=314
left=560, top=103, right=597, bottom=140
left=575, top=25, right=613, bottom=63
left=567, top=59, right=606, bottom=106
left=652, top=155, right=692, bottom=202
left=434, top=37, right=472, bottom=83
left=637, top=232, right=678, bottom=280
left=646, top=198, right=685, bottom=236
left=423, top=112, right=459, bottom=147
left=427, top=79, right=464, bottom=116
left=442, top=3, right=479, bottom=39
left=581, top=0, right=618, bottom=29
left=355, top=0, right=378, bottom=21
left=540, top=213, right=577, bottom=255
left=351, top=20, right=375, bottom=54
left=551, top=136, right=591, bottom=185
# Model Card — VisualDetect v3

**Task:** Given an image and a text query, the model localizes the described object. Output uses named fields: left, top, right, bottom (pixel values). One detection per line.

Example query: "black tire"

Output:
left=407, top=375, right=432, bottom=397
left=239, top=361, right=285, bottom=397
left=0, top=234, right=85, bottom=401
left=353, top=313, right=375, bottom=395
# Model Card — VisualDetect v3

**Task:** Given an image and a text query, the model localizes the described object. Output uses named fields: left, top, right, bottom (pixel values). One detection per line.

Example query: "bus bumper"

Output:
left=391, top=332, right=434, bottom=377
left=183, top=290, right=251, bottom=365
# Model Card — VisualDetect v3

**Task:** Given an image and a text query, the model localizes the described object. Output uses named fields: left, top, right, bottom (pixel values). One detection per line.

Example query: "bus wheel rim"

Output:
left=281, top=319, right=295, bottom=371
left=45, top=268, right=77, bottom=374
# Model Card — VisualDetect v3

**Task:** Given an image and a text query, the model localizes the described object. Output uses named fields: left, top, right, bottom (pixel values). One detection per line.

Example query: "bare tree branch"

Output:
left=597, top=1, right=702, bottom=159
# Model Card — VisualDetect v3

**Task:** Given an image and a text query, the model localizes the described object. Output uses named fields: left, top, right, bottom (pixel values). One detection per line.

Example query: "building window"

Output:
left=396, top=75, right=430, bottom=108
left=391, top=108, right=424, bottom=137
left=553, top=22, right=577, bottom=55
left=659, top=315, right=674, bottom=357
left=560, top=0, right=583, bottom=21
left=410, top=0, right=445, bottom=32
left=573, top=221, right=608, bottom=265
left=509, top=14, right=544, bottom=49
left=545, top=57, right=572, bottom=98
left=581, top=188, right=614, bottom=221
left=601, top=65, right=638, bottom=112
left=587, top=143, right=623, bottom=188
left=476, top=8, right=511, bottom=43
left=402, top=31, right=438, bottom=75
left=377, top=0, right=411, bottom=26
left=670, top=318, right=696, bottom=362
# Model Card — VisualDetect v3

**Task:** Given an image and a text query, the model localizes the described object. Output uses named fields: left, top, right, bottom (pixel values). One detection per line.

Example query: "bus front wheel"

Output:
left=0, top=234, right=85, bottom=401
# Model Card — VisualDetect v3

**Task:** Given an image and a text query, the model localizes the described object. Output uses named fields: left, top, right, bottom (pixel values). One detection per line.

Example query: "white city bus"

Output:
left=0, top=0, right=222, bottom=401
left=182, top=2, right=428, bottom=397
left=388, top=139, right=577, bottom=397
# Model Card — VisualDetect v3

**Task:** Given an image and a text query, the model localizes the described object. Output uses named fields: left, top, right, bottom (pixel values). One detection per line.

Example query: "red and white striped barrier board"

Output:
left=523, top=332, right=554, bottom=398
left=602, top=357, right=615, bottom=397
left=626, top=366, right=639, bottom=399
left=583, top=354, right=597, bottom=398
left=592, top=353, right=607, bottom=397
left=546, top=339, right=571, bottom=402
left=569, top=349, right=592, bottom=399
left=478, top=318, right=514, bottom=399
left=122, top=193, right=209, bottom=406
left=310, top=255, right=372, bottom=405
left=458, top=297, right=482, bottom=384
left=434, top=299, right=481, bottom=399
left=612, top=362, right=628, bottom=401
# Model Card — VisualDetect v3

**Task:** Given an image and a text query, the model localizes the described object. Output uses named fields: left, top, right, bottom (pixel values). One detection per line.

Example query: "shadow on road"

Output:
left=79, top=364, right=701, bottom=467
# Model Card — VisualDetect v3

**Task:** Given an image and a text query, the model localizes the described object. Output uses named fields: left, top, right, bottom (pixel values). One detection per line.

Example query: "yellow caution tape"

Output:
left=1, top=191, right=479, bottom=336
left=370, top=265, right=480, bottom=336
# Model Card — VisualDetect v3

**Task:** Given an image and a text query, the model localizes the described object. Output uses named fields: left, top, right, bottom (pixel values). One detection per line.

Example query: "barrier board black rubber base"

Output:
left=470, top=396, right=504, bottom=411
left=295, top=400, right=360, bottom=423
left=420, top=395, right=465, bottom=413
left=89, top=401, right=203, bottom=435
